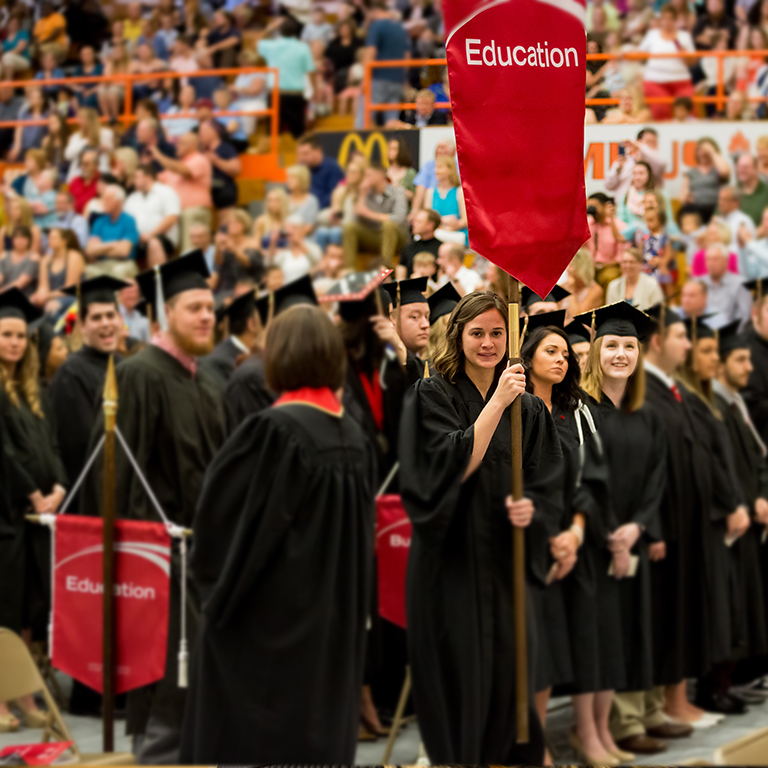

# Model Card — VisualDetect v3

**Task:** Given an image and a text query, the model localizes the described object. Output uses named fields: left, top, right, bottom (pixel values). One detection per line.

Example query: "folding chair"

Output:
left=713, top=725, right=768, bottom=765
left=0, top=628, right=135, bottom=766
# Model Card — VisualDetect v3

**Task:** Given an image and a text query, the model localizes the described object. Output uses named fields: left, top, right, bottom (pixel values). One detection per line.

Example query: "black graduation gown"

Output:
left=200, top=337, right=242, bottom=387
left=743, top=327, right=768, bottom=445
left=224, top=354, right=276, bottom=426
left=82, top=344, right=228, bottom=736
left=48, top=346, right=117, bottom=507
left=0, top=390, right=67, bottom=635
left=180, top=400, right=376, bottom=764
left=588, top=396, right=666, bottom=693
left=398, top=371, right=562, bottom=764
left=715, top=390, right=768, bottom=662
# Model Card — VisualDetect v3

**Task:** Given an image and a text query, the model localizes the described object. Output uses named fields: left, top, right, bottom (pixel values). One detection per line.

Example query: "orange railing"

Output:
left=0, top=67, right=281, bottom=155
left=363, top=50, right=768, bottom=128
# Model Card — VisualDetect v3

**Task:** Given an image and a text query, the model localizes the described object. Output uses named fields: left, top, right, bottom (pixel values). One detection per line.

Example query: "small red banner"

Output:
left=376, top=495, right=411, bottom=629
left=0, top=742, right=73, bottom=765
left=51, top=516, right=171, bottom=694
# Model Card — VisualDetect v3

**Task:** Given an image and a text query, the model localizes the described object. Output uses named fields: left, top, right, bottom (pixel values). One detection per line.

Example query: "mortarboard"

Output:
left=564, top=319, right=591, bottom=347
left=744, top=276, right=768, bottom=305
left=682, top=315, right=716, bottom=342
left=62, top=275, right=131, bottom=319
left=136, top=250, right=211, bottom=330
left=216, top=290, right=256, bottom=325
left=574, top=301, right=654, bottom=342
left=519, top=309, right=566, bottom=336
left=320, top=269, right=394, bottom=323
left=427, top=281, right=461, bottom=325
left=715, top=319, right=749, bottom=359
left=0, top=288, right=42, bottom=324
left=255, top=274, right=317, bottom=327
left=646, top=301, right=684, bottom=335
left=382, top=276, right=429, bottom=308
left=522, top=284, right=570, bottom=313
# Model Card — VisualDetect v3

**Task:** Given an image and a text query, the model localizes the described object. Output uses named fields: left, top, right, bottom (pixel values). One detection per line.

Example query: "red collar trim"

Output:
left=273, top=387, right=343, bottom=417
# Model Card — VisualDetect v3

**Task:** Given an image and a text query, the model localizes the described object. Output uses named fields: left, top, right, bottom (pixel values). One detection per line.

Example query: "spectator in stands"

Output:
left=0, top=86, right=22, bottom=157
left=30, top=227, right=85, bottom=317
left=302, top=6, right=334, bottom=46
left=436, top=242, right=483, bottom=296
left=604, top=129, right=667, bottom=201
left=412, top=138, right=457, bottom=214
left=296, top=134, right=345, bottom=210
left=634, top=200, right=675, bottom=286
left=678, top=138, right=730, bottom=224
left=42, top=112, right=70, bottom=183
left=672, top=95, right=696, bottom=121
left=50, top=191, right=89, bottom=250
left=253, top=188, right=290, bottom=253
left=163, top=84, right=200, bottom=138
left=690, top=217, right=740, bottom=276
left=585, top=192, right=626, bottom=275
left=85, top=185, right=141, bottom=280
left=757, top=136, right=768, bottom=181
left=693, top=0, right=738, bottom=50
left=0, top=226, right=39, bottom=297
left=130, top=41, right=167, bottom=103
left=639, top=5, right=695, bottom=121
left=213, top=209, right=264, bottom=295
left=394, top=89, right=448, bottom=128
left=154, top=131, right=213, bottom=251
left=99, top=42, right=131, bottom=124
left=271, top=214, right=322, bottom=284
left=71, top=47, right=103, bottom=111
left=136, top=117, right=177, bottom=175
left=189, top=222, right=216, bottom=274
left=343, top=161, right=407, bottom=269
left=138, top=16, right=169, bottom=62
left=169, top=35, right=199, bottom=86
left=601, top=87, right=652, bottom=124
left=33, top=2, right=69, bottom=64
left=397, top=208, right=442, bottom=280
left=256, top=16, right=317, bottom=139
left=736, top=152, right=768, bottom=226
left=191, top=49, right=224, bottom=101
left=564, top=246, right=604, bottom=315
left=65, top=107, right=114, bottom=183
left=118, top=279, right=150, bottom=343
left=412, top=251, right=438, bottom=285
left=717, top=185, right=755, bottom=265
left=157, top=12, right=179, bottom=55
left=123, top=2, right=144, bottom=48
left=326, top=19, right=362, bottom=97
left=230, top=49, right=270, bottom=137
left=212, top=86, right=248, bottom=152
left=0, top=198, right=41, bottom=256
left=9, top=87, right=49, bottom=162
left=741, top=207, right=768, bottom=277
left=182, top=0, right=208, bottom=42
left=364, top=0, right=410, bottom=126
left=425, top=156, right=468, bottom=246
left=112, top=147, right=139, bottom=196
left=69, top=149, right=101, bottom=215
left=83, top=172, right=120, bottom=224
left=617, top=160, right=655, bottom=226
left=1, top=14, right=30, bottom=81
left=124, top=164, right=181, bottom=267
left=204, top=10, right=242, bottom=69
left=679, top=278, right=709, bottom=320
left=199, top=119, right=241, bottom=214
left=605, top=247, right=665, bottom=309
left=387, top=139, right=417, bottom=201
left=34, top=52, right=64, bottom=101
left=286, top=164, right=320, bottom=234
left=701, top=242, right=753, bottom=327
left=314, top=156, right=366, bottom=251
left=21, top=151, right=57, bottom=230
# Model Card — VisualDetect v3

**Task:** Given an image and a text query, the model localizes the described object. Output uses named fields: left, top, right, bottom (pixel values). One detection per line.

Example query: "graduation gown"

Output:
left=715, top=389, right=768, bottom=661
left=200, top=337, right=243, bottom=387
left=82, top=343, right=228, bottom=736
left=0, top=390, right=67, bottom=635
left=398, top=371, right=562, bottom=763
left=743, top=327, right=768, bottom=445
left=180, top=394, right=376, bottom=764
left=588, top=396, right=666, bottom=693
left=49, top=346, right=117, bottom=506
left=224, top=354, right=276, bottom=425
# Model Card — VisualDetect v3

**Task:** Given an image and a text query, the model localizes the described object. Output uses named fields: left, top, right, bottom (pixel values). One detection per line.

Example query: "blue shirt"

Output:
left=34, top=67, right=65, bottom=96
left=2, top=30, right=30, bottom=60
left=310, top=156, right=344, bottom=209
left=258, top=37, right=315, bottom=92
left=414, top=159, right=461, bottom=189
left=366, top=19, right=409, bottom=83
left=193, top=74, right=224, bottom=101
left=92, top=211, right=140, bottom=261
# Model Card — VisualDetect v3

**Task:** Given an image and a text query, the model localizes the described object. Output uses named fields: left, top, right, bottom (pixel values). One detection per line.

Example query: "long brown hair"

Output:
left=0, top=325, right=43, bottom=417
left=676, top=339, right=722, bottom=418
left=580, top=335, right=646, bottom=412
left=433, top=291, right=508, bottom=383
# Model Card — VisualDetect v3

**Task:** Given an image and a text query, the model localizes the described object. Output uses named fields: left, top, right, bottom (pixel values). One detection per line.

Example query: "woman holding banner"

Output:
left=398, top=292, right=561, bottom=764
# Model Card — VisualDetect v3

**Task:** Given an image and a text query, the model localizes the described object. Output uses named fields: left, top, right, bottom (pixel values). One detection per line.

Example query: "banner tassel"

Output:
left=178, top=532, right=189, bottom=689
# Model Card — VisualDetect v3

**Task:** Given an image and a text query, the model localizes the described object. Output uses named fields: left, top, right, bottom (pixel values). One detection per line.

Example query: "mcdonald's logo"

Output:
left=338, top=132, right=390, bottom=168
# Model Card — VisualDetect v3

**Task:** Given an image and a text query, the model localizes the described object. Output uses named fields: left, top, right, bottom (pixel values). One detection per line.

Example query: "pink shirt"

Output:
left=585, top=217, right=627, bottom=265
left=159, top=152, right=212, bottom=209
left=690, top=248, right=740, bottom=277
left=152, top=332, right=197, bottom=377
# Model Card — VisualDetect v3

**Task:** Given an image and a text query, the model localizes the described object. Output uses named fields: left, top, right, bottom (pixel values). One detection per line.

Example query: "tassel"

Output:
left=155, top=266, right=168, bottom=332
left=692, top=316, right=698, bottom=348
left=520, top=315, right=529, bottom=349
left=266, top=291, right=275, bottom=331
left=590, top=310, right=596, bottom=344
left=423, top=359, right=430, bottom=378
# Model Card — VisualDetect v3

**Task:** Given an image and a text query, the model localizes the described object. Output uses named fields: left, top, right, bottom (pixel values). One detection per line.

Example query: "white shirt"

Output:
left=124, top=182, right=181, bottom=246
left=639, top=30, right=694, bottom=83
left=274, top=241, right=321, bottom=283
left=455, top=265, right=483, bottom=294
left=64, top=128, right=114, bottom=183
left=722, top=209, right=755, bottom=271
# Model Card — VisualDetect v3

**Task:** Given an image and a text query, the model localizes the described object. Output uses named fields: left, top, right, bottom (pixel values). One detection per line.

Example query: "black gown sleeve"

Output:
left=40, top=391, right=68, bottom=489
left=48, top=364, right=91, bottom=487
left=0, top=394, right=39, bottom=500
left=628, top=410, right=667, bottom=542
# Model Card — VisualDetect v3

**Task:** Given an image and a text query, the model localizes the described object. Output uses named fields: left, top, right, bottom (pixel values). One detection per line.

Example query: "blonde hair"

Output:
left=112, top=146, right=139, bottom=182
left=580, top=335, right=646, bottom=412
left=341, top=156, right=368, bottom=205
left=757, top=135, right=768, bottom=153
left=79, top=107, right=102, bottom=147
left=707, top=216, right=732, bottom=246
left=569, top=246, right=596, bottom=288
left=286, top=164, right=311, bottom=193
left=228, top=207, right=252, bottom=233
left=265, top=187, right=290, bottom=229
left=0, top=326, right=43, bottom=418
left=426, top=313, right=449, bottom=362
left=8, top=197, right=34, bottom=228
left=413, top=251, right=436, bottom=270
left=25, top=149, right=47, bottom=173
left=435, top=155, right=460, bottom=187
left=676, top=340, right=722, bottom=418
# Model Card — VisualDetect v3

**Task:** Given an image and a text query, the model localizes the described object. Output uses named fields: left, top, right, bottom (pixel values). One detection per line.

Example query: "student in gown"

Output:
left=677, top=317, right=752, bottom=716
left=200, top=289, right=257, bottom=387
left=743, top=277, right=768, bottom=445
left=521, top=285, right=571, bottom=317
left=83, top=251, right=228, bottom=763
left=0, top=289, right=67, bottom=731
left=425, top=281, right=461, bottom=367
left=712, top=322, right=768, bottom=687
left=224, top=275, right=317, bottom=423
left=398, top=291, right=562, bottom=764
left=575, top=302, right=669, bottom=757
left=383, top=276, right=431, bottom=371
left=565, top=320, right=592, bottom=372
left=642, top=304, right=714, bottom=732
left=180, top=305, right=376, bottom=764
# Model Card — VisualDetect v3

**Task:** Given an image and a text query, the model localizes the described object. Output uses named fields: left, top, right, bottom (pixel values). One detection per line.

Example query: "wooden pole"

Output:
left=102, top=356, right=118, bottom=752
left=507, top=274, right=528, bottom=744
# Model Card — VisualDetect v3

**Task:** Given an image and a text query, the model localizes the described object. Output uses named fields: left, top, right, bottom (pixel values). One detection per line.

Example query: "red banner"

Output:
left=445, top=0, right=590, bottom=297
left=51, top=516, right=171, bottom=694
left=376, top=495, right=411, bottom=629
left=0, top=742, right=73, bottom=765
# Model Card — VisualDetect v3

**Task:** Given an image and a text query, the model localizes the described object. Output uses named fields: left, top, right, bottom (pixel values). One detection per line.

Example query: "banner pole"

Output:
left=507, top=274, right=528, bottom=744
left=102, top=356, right=118, bottom=752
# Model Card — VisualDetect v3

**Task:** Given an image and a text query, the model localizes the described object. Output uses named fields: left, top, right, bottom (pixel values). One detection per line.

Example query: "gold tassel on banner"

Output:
left=423, top=359, right=430, bottom=378
left=520, top=316, right=529, bottom=350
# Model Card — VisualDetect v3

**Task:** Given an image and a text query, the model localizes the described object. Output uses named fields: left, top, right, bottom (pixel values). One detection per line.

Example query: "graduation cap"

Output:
left=520, top=309, right=566, bottom=336
left=321, top=269, right=394, bottom=323
left=62, top=275, right=131, bottom=320
left=743, top=275, right=768, bottom=304
left=565, top=320, right=591, bottom=348
left=682, top=315, right=717, bottom=342
left=646, top=301, right=684, bottom=335
left=427, top=281, right=461, bottom=325
left=716, top=319, right=749, bottom=359
left=135, top=250, right=211, bottom=331
left=255, top=274, right=317, bottom=327
left=382, top=276, right=429, bottom=309
left=521, top=284, right=570, bottom=313
left=0, top=288, right=42, bottom=325
left=574, top=301, right=654, bottom=342
left=216, top=290, right=256, bottom=325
